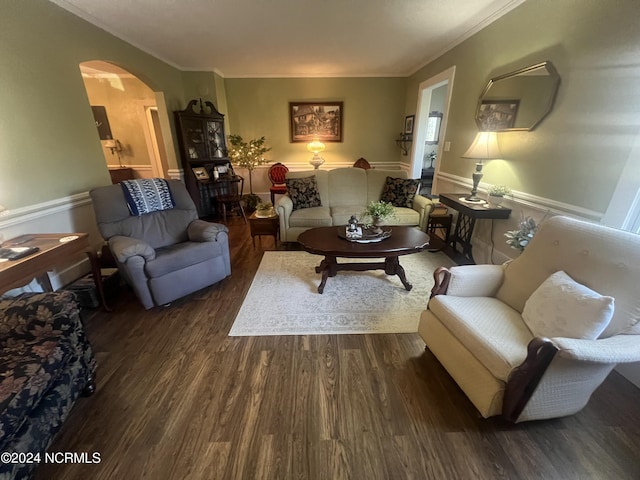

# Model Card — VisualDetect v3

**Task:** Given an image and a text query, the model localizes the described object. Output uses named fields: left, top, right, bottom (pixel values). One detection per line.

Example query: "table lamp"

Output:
left=461, top=131, right=501, bottom=203
left=307, top=138, right=325, bottom=169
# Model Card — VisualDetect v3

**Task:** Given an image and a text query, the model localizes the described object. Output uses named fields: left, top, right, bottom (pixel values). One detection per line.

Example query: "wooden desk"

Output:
left=437, top=193, right=511, bottom=264
left=0, top=233, right=110, bottom=311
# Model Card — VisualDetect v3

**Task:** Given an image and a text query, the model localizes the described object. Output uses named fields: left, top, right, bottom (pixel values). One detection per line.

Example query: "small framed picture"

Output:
left=404, top=115, right=415, bottom=135
left=192, top=167, right=209, bottom=180
left=478, top=100, right=519, bottom=131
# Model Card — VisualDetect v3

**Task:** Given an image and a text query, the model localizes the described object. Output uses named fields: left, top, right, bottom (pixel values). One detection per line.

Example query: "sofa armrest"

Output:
left=433, top=264, right=505, bottom=297
left=553, top=333, right=640, bottom=363
left=109, top=235, right=155, bottom=264
left=0, top=291, right=81, bottom=334
left=187, top=219, right=229, bottom=242
left=412, top=194, right=433, bottom=231
left=276, top=195, right=293, bottom=229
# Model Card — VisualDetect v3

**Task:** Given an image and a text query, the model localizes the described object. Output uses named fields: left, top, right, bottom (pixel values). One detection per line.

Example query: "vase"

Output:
left=370, top=216, right=384, bottom=235
left=488, top=195, right=504, bottom=207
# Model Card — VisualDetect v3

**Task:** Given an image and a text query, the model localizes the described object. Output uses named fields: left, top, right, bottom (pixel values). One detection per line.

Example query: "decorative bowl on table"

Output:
left=338, top=226, right=392, bottom=243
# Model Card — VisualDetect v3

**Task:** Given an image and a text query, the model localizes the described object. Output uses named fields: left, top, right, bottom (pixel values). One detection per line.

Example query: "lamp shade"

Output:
left=307, top=139, right=325, bottom=155
left=462, top=132, right=501, bottom=159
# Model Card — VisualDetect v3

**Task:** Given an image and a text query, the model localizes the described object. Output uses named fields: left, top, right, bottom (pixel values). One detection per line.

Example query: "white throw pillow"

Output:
left=522, top=271, right=614, bottom=340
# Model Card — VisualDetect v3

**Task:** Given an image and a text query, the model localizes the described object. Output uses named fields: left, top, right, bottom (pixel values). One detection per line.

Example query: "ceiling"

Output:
left=51, top=0, right=525, bottom=78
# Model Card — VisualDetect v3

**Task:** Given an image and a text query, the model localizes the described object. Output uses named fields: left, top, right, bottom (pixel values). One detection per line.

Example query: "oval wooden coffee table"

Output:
left=297, top=226, right=431, bottom=294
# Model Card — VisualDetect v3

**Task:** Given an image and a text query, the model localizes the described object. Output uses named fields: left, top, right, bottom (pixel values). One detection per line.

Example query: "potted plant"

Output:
left=361, top=200, right=396, bottom=234
left=487, top=184, right=511, bottom=206
left=227, top=134, right=271, bottom=212
left=505, top=216, right=538, bottom=252
left=255, top=201, right=274, bottom=218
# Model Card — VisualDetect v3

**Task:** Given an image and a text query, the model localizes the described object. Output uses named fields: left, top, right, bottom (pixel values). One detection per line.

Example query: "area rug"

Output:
left=229, top=250, right=454, bottom=336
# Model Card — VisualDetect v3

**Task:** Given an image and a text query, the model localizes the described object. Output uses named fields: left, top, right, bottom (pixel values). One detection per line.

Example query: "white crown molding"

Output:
left=436, top=172, right=604, bottom=222
left=221, top=72, right=408, bottom=79
left=48, top=0, right=184, bottom=71
left=407, top=0, right=527, bottom=77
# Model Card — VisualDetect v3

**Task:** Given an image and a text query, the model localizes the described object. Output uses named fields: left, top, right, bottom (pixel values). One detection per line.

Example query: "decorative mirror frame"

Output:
left=475, top=61, right=561, bottom=132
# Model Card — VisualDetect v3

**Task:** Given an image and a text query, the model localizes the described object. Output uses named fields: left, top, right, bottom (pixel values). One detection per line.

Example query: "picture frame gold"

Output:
left=290, top=102, right=343, bottom=143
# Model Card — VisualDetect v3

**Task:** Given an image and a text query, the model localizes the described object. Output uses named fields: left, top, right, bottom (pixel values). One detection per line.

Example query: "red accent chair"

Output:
left=268, top=162, right=289, bottom=204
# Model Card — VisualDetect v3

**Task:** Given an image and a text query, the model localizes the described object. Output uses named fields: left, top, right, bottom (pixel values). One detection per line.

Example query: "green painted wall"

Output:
left=0, top=0, right=191, bottom=209
left=224, top=77, right=406, bottom=166
left=406, top=0, right=640, bottom=213
left=3, top=0, right=640, bottom=218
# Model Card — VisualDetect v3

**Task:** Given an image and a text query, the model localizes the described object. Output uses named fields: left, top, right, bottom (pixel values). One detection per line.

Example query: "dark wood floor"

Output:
left=38, top=218, right=640, bottom=479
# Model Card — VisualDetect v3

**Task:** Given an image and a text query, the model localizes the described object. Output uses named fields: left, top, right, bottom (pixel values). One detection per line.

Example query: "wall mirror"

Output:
left=475, top=61, right=560, bottom=131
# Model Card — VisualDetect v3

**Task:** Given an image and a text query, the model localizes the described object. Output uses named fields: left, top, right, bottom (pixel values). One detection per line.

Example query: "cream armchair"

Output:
left=419, top=216, right=640, bottom=422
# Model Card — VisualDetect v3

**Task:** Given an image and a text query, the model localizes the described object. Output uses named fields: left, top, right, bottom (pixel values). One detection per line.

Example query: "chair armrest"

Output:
left=553, top=334, right=640, bottom=363
left=412, top=194, right=433, bottom=231
left=188, top=219, right=229, bottom=242
left=109, top=235, right=155, bottom=263
left=433, top=264, right=505, bottom=297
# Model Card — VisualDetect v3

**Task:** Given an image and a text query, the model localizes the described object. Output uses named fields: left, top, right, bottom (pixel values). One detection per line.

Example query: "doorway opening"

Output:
left=79, top=61, right=170, bottom=181
left=410, top=66, right=456, bottom=197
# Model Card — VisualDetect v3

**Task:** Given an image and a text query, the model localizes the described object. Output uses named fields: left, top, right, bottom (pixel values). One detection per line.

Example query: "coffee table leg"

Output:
left=315, top=256, right=337, bottom=294
left=385, top=257, right=412, bottom=291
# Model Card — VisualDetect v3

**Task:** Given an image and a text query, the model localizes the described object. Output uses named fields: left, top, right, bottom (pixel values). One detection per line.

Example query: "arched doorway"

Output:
left=79, top=61, right=170, bottom=180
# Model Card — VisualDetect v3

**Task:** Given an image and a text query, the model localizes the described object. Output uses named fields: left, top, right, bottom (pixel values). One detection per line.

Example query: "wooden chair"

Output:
left=353, top=157, right=373, bottom=169
left=212, top=175, right=247, bottom=224
left=268, top=162, right=289, bottom=204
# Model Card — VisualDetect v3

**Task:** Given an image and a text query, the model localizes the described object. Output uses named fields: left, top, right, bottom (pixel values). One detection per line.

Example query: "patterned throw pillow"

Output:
left=285, top=175, right=322, bottom=211
left=380, top=177, right=421, bottom=208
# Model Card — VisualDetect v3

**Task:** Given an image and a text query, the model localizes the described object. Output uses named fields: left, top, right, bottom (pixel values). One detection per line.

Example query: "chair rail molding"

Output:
left=435, top=172, right=604, bottom=222
left=0, top=192, right=103, bottom=292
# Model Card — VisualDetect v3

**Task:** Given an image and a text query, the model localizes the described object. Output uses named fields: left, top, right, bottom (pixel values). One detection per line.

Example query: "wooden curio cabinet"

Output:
left=174, top=99, right=231, bottom=217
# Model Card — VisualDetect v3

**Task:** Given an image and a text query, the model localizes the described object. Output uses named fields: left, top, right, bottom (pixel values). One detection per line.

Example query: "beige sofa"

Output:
left=419, top=216, right=640, bottom=422
left=276, top=168, right=433, bottom=242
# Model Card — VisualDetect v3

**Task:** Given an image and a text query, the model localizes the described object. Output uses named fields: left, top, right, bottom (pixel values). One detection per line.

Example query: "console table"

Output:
left=437, top=193, right=511, bottom=264
left=0, top=233, right=110, bottom=311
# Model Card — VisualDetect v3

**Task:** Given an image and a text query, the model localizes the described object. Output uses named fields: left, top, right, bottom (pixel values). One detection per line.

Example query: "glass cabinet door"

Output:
left=206, top=121, right=226, bottom=158
left=183, top=118, right=208, bottom=160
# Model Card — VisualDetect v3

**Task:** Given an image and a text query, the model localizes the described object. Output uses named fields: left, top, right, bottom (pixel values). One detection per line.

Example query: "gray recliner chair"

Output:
left=90, top=179, right=231, bottom=309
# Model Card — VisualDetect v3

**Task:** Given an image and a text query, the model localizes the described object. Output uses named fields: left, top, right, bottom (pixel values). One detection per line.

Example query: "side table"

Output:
left=437, top=193, right=511, bottom=264
left=248, top=212, right=279, bottom=247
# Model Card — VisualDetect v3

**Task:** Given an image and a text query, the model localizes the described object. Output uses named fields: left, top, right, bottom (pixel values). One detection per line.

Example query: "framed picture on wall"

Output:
left=478, top=100, right=519, bottom=131
left=289, top=102, right=343, bottom=143
left=404, top=115, right=415, bottom=135
left=425, top=111, right=443, bottom=145
left=91, top=106, right=113, bottom=140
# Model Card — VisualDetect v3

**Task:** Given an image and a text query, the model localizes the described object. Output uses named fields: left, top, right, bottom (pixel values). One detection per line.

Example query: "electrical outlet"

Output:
left=444, top=141, right=451, bottom=151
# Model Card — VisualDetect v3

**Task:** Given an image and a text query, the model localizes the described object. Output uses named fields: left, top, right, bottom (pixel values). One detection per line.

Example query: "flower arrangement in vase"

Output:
left=505, top=216, right=538, bottom=252
left=361, top=200, right=396, bottom=234
left=255, top=201, right=274, bottom=218
left=487, top=184, right=511, bottom=207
